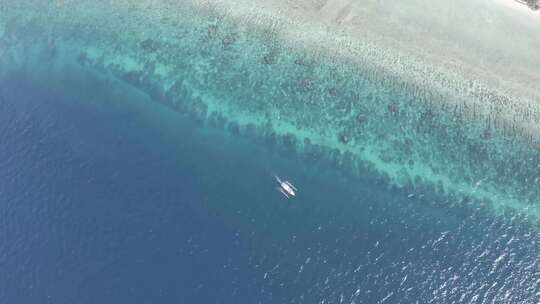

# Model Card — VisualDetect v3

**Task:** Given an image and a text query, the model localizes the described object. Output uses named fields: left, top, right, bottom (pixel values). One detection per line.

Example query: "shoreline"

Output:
left=501, top=0, right=540, bottom=13
left=197, top=0, right=540, bottom=143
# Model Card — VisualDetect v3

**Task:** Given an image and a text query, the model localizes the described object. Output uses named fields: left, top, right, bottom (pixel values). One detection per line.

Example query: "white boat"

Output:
left=275, top=176, right=297, bottom=198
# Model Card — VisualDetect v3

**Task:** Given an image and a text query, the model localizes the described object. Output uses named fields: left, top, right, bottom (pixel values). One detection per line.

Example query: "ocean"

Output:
left=1, top=1, right=539, bottom=303
left=0, top=48, right=537, bottom=304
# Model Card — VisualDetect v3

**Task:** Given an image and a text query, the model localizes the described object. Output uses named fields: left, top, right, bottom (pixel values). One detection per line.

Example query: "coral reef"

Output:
left=1, top=0, right=539, bottom=220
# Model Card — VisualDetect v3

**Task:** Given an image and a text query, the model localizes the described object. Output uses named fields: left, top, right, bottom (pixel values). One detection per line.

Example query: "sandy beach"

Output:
left=198, top=0, right=540, bottom=141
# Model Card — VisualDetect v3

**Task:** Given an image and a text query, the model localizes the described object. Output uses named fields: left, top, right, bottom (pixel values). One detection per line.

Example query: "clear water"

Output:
left=0, top=48, right=538, bottom=304
left=0, top=1, right=539, bottom=303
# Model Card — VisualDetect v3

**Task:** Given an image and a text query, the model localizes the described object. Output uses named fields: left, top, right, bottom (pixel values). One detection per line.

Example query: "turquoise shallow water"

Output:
left=2, top=0, right=537, bottom=219
left=1, top=51, right=538, bottom=304
left=0, top=1, right=539, bottom=303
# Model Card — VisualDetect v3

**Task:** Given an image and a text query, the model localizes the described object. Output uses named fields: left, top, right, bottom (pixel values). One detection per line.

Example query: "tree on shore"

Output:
left=525, top=0, right=540, bottom=10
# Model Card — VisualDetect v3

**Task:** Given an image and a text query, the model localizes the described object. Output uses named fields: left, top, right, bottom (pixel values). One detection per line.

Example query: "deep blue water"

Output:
left=0, top=64, right=538, bottom=303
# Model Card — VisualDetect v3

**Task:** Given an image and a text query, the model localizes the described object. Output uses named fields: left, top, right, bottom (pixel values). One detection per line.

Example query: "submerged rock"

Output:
left=77, top=50, right=87, bottom=65
left=281, top=133, right=297, bottom=151
left=208, top=111, right=227, bottom=129
left=227, top=121, right=240, bottom=135
left=140, top=38, right=160, bottom=52
left=338, top=132, right=350, bottom=144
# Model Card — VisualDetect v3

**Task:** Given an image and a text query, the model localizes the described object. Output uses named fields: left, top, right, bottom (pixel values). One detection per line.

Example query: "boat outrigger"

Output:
left=275, top=176, right=297, bottom=198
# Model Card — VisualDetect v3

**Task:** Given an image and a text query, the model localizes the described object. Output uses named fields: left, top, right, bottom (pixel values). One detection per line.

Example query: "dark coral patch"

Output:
left=338, top=132, right=350, bottom=144
left=140, top=38, right=160, bottom=52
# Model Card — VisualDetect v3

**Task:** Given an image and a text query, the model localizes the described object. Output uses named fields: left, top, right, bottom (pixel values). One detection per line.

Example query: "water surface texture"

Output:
left=0, top=1, right=539, bottom=303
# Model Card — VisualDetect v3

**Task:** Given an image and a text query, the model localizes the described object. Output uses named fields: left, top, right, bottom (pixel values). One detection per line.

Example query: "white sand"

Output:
left=497, top=0, right=540, bottom=16
left=195, top=0, right=540, bottom=141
